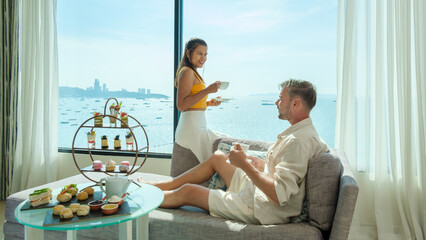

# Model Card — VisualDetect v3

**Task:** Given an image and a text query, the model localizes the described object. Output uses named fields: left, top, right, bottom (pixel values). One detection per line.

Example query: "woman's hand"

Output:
left=205, top=81, right=220, bottom=94
left=206, top=98, right=221, bottom=106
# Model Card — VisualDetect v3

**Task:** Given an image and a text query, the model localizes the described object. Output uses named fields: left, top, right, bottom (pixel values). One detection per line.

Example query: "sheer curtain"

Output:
left=336, top=0, right=425, bottom=239
left=12, top=0, right=59, bottom=192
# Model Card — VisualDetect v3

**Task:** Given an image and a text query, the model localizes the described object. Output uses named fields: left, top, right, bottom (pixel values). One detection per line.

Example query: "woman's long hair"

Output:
left=174, top=38, right=207, bottom=87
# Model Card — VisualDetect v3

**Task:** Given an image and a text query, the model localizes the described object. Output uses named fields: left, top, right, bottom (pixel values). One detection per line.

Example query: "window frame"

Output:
left=58, top=0, right=183, bottom=159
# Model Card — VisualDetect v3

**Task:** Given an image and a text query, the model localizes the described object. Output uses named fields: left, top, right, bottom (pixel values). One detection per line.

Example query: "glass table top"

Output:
left=14, top=182, right=164, bottom=231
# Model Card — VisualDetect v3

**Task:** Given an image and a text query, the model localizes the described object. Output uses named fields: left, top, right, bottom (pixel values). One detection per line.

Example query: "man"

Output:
left=146, top=79, right=328, bottom=224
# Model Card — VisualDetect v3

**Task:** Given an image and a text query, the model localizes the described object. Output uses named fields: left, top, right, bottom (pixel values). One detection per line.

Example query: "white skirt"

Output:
left=175, top=111, right=225, bottom=163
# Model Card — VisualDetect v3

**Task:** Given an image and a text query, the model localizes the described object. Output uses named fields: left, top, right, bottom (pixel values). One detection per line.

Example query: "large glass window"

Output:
left=57, top=1, right=174, bottom=153
left=183, top=0, right=337, bottom=146
left=58, top=1, right=337, bottom=155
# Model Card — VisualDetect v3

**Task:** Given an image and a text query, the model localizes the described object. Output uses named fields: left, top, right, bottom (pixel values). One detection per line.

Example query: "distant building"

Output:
left=147, top=89, right=151, bottom=95
left=103, top=83, right=107, bottom=92
left=94, top=79, right=101, bottom=93
left=138, top=88, right=146, bottom=95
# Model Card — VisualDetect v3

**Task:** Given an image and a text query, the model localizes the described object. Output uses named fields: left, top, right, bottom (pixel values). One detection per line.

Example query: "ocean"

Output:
left=59, top=94, right=336, bottom=153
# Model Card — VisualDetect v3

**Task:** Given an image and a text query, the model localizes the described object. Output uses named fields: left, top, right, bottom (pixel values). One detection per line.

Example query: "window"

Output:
left=183, top=0, right=337, bottom=146
left=57, top=0, right=174, bottom=153
left=58, top=1, right=337, bottom=155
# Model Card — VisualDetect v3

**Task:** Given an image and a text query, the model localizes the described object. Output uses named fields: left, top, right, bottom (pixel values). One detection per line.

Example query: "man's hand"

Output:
left=247, top=156, right=265, bottom=171
left=228, top=144, right=250, bottom=169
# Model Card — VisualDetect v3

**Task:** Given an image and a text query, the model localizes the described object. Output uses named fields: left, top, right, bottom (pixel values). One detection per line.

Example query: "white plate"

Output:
left=213, top=97, right=233, bottom=102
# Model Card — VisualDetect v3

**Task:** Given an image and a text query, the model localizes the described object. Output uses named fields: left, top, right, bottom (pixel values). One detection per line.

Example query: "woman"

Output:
left=174, top=37, right=224, bottom=164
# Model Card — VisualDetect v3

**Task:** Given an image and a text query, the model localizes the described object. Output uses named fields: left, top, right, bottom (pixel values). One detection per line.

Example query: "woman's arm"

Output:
left=176, top=69, right=219, bottom=111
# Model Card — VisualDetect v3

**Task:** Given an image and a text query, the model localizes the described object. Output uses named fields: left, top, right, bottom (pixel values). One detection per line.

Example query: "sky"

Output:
left=57, top=0, right=337, bottom=97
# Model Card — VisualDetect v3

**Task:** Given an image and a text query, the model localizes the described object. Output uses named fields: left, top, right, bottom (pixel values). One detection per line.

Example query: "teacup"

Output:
left=219, top=81, right=230, bottom=90
left=232, top=142, right=249, bottom=152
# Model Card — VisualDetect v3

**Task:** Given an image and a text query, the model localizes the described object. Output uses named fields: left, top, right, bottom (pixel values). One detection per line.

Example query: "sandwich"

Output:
left=29, top=188, right=52, bottom=207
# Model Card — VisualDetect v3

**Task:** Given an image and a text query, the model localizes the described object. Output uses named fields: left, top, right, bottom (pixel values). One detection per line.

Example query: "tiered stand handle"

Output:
left=71, top=98, right=149, bottom=184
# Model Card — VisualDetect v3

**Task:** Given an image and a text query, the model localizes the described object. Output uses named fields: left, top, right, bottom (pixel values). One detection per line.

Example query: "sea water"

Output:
left=59, top=94, right=336, bottom=153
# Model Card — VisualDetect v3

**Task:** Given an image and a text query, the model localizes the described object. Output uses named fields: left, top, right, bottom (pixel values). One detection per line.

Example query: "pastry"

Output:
left=101, top=135, right=108, bottom=149
left=93, top=160, right=103, bottom=170
left=120, top=161, right=130, bottom=167
left=114, top=135, right=121, bottom=150
left=83, top=187, right=94, bottom=196
left=29, top=188, right=52, bottom=207
left=56, top=193, right=72, bottom=203
left=125, top=132, right=134, bottom=150
left=93, top=112, right=103, bottom=127
left=119, top=164, right=129, bottom=172
left=76, top=191, right=89, bottom=201
left=87, top=130, right=96, bottom=149
left=60, top=208, right=73, bottom=219
left=63, top=184, right=78, bottom=197
left=120, top=112, right=129, bottom=127
left=69, top=203, right=81, bottom=213
left=53, top=205, right=65, bottom=215
left=109, top=103, right=118, bottom=127
left=106, top=160, right=116, bottom=172
left=115, top=101, right=122, bottom=112
left=77, top=205, right=90, bottom=216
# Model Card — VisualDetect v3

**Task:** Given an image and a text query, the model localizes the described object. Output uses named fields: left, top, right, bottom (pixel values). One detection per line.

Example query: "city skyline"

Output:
left=59, top=78, right=168, bottom=99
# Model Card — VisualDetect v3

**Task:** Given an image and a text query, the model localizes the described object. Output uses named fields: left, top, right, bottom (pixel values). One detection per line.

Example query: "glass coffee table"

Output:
left=14, top=183, right=164, bottom=240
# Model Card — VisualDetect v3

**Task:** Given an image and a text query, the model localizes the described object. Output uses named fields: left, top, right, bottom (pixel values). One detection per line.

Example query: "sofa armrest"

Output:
left=329, top=149, right=359, bottom=240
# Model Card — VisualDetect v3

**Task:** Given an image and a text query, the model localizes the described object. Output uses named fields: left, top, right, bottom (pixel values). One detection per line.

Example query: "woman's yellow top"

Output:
left=179, top=67, right=207, bottom=109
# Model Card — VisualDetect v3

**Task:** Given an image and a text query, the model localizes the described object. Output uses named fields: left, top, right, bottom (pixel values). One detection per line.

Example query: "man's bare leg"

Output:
left=160, top=184, right=210, bottom=211
left=139, top=151, right=236, bottom=191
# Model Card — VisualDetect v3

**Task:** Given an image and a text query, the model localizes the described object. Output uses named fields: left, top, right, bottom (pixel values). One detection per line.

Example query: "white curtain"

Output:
left=336, top=0, right=425, bottom=239
left=12, top=0, right=59, bottom=193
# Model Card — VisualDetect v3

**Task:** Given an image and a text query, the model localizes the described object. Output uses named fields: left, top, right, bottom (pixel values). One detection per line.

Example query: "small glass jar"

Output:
left=87, top=131, right=96, bottom=149
left=125, top=133, right=134, bottom=151
left=101, top=135, right=108, bottom=149
left=114, top=135, right=121, bottom=150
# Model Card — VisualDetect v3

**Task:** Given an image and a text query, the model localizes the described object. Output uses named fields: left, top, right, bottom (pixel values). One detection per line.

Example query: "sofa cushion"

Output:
left=306, top=151, right=341, bottom=231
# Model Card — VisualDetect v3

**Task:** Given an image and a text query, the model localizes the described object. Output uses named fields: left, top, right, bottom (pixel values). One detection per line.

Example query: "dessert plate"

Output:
left=213, top=97, right=233, bottom=102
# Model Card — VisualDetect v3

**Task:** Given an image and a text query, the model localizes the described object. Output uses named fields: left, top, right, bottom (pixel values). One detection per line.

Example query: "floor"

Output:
left=0, top=200, right=5, bottom=240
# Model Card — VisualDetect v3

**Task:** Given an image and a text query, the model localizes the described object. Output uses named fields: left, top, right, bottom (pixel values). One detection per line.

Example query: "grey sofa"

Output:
left=3, top=137, right=359, bottom=240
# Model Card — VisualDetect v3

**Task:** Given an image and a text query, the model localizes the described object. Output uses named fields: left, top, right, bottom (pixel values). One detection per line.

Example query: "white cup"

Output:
left=232, top=142, right=249, bottom=152
left=219, top=81, right=230, bottom=90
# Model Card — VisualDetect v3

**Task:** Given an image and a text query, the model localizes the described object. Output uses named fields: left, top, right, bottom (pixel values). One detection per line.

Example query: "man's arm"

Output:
left=228, top=145, right=279, bottom=204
